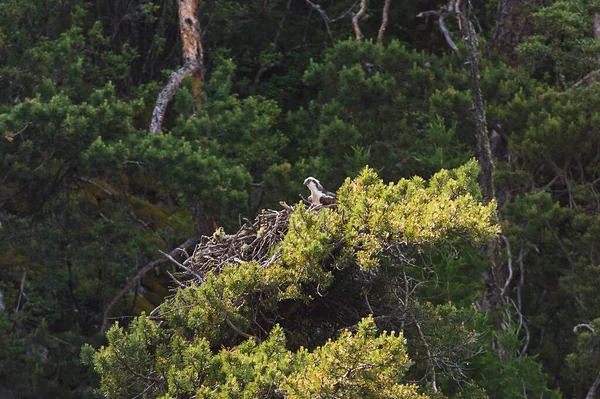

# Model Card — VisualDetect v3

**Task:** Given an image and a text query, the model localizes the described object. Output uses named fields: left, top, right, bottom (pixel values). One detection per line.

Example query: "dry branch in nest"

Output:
left=180, top=203, right=300, bottom=283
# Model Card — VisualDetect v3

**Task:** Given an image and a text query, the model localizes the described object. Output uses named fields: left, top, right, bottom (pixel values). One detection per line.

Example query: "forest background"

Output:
left=2, top=0, right=600, bottom=398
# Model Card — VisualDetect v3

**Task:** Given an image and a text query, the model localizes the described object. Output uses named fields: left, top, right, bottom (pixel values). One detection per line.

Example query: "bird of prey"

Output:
left=303, top=177, right=337, bottom=206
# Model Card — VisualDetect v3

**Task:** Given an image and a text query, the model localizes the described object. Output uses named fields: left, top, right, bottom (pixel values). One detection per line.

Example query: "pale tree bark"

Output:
left=417, top=3, right=458, bottom=52
left=376, top=0, right=391, bottom=45
left=150, top=0, right=205, bottom=134
left=418, top=1, right=494, bottom=203
left=587, top=371, right=600, bottom=399
left=352, top=0, right=367, bottom=40
left=491, top=0, right=536, bottom=65
left=462, top=17, right=494, bottom=204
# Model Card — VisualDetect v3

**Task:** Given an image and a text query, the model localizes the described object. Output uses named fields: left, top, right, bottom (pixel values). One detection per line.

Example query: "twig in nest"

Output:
left=183, top=205, right=296, bottom=283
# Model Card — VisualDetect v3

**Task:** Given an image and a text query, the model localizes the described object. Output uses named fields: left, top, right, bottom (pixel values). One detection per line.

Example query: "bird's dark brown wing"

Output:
left=320, top=190, right=337, bottom=205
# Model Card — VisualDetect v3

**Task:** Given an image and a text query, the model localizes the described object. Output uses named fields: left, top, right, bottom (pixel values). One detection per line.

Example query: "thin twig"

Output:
left=159, top=250, right=204, bottom=282
left=304, top=0, right=335, bottom=45
left=414, top=318, right=437, bottom=392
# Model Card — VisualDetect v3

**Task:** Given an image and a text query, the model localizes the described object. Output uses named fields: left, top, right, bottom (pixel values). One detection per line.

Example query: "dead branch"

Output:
left=304, top=0, right=335, bottom=45
left=303, top=0, right=360, bottom=45
left=149, top=61, right=202, bottom=133
left=159, top=250, right=203, bottom=282
left=15, top=267, right=26, bottom=312
left=462, top=13, right=494, bottom=204
left=352, top=0, right=367, bottom=40
left=225, top=318, right=261, bottom=344
left=500, top=235, right=512, bottom=298
left=101, top=237, right=199, bottom=332
left=587, top=371, right=600, bottom=399
left=414, top=317, right=437, bottom=392
left=150, top=0, right=205, bottom=134
left=376, top=0, right=391, bottom=45
left=417, top=2, right=458, bottom=52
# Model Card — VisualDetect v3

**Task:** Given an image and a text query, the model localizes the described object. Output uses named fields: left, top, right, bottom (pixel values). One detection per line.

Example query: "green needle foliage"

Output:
left=83, top=163, right=499, bottom=398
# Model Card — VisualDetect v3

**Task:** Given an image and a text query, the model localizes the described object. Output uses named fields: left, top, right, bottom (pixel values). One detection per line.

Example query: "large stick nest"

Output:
left=182, top=203, right=299, bottom=282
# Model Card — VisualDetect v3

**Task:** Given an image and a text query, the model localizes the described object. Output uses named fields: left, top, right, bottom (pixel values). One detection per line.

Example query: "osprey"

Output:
left=303, top=177, right=337, bottom=206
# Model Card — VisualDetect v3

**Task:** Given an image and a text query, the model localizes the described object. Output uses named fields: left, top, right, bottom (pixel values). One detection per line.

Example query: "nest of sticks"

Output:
left=180, top=203, right=298, bottom=283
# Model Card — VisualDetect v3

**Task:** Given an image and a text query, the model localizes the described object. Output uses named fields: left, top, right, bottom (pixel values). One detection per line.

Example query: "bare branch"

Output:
left=417, top=3, right=458, bottom=52
left=462, top=15, right=494, bottom=203
left=253, top=0, right=291, bottom=86
left=159, top=250, right=204, bottom=282
left=101, top=237, right=199, bottom=332
left=149, top=61, right=201, bottom=133
left=516, top=245, right=530, bottom=357
left=263, top=246, right=282, bottom=269
left=587, top=371, right=600, bottom=399
left=226, top=318, right=261, bottom=344
left=500, top=235, right=513, bottom=298
left=376, top=0, right=391, bottom=45
left=15, top=267, right=26, bottom=312
left=438, top=14, right=458, bottom=52
left=304, top=0, right=335, bottom=45
left=352, top=0, right=368, bottom=40
left=150, top=0, right=205, bottom=133
left=414, top=318, right=437, bottom=392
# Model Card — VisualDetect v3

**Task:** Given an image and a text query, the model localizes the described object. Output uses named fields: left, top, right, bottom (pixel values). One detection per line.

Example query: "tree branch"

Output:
left=101, top=237, right=199, bottom=332
left=149, top=61, right=202, bottom=133
left=376, top=0, right=391, bottom=45
left=304, top=0, right=335, bottom=45
left=414, top=318, right=437, bottom=392
left=587, top=371, right=600, bottom=399
left=417, top=2, right=458, bottom=52
left=352, top=0, right=368, bottom=40
left=158, top=249, right=204, bottom=282
left=225, top=318, right=261, bottom=344
left=149, top=0, right=205, bottom=133
left=15, top=267, right=26, bottom=312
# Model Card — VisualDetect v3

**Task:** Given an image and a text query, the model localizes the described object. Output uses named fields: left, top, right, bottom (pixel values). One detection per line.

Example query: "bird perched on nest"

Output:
left=303, top=177, right=337, bottom=206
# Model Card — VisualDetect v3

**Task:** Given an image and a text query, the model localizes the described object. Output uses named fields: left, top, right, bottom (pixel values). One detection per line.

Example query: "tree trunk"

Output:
left=352, top=0, right=367, bottom=40
left=462, top=18, right=494, bottom=204
left=376, top=0, right=391, bottom=45
left=491, top=0, right=536, bottom=65
left=150, top=0, right=205, bottom=134
left=461, top=13, right=507, bottom=348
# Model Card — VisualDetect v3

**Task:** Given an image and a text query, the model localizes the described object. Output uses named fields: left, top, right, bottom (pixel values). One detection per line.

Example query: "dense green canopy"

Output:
left=1, top=0, right=600, bottom=398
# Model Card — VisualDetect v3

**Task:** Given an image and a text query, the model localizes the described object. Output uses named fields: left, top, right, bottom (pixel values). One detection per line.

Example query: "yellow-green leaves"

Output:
left=283, top=316, right=428, bottom=399
left=88, top=161, right=498, bottom=398
left=284, top=161, right=499, bottom=271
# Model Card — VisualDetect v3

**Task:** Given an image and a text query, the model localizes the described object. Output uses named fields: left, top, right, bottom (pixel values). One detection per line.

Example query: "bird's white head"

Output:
left=303, top=177, right=323, bottom=190
left=303, top=176, right=319, bottom=186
